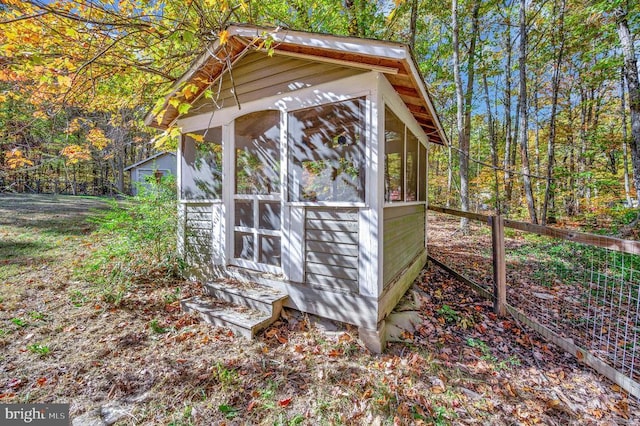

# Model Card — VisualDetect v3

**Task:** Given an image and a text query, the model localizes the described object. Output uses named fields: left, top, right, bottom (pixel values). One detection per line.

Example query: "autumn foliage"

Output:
left=1, top=0, right=639, bottom=223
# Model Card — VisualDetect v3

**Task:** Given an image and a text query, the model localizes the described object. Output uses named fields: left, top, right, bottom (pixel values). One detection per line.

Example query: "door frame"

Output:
left=225, top=111, right=284, bottom=275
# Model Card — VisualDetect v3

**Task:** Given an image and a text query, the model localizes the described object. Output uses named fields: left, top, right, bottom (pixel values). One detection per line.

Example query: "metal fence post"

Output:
left=490, top=215, right=507, bottom=317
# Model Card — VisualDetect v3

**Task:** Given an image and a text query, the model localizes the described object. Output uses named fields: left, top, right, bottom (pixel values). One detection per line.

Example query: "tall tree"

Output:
left=541, top=0, right=567, bottom=225
left=517, top=0, right=537, bottom=223
left=621, top=69, right=633, bottom=205
left=501, top=4, right=515, bottom=213
left=483, top=71, right=501, bottom=214
left=452, top=0, right=481, bottom=232
left=615, top=1, right=640, bottom=201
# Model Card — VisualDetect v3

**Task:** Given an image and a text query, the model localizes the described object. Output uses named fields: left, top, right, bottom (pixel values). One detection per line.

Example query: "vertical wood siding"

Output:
left=383, top=204, right=426, bottom=286
left=304, top=207, right=360, bottom=293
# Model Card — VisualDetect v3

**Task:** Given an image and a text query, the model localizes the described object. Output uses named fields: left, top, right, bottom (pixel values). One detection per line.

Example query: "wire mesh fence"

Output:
left=427, top=210, right=494, bottom=294
left=504, top=234, right=640, bottom=385
left=427, top=207, right=640, bottom=398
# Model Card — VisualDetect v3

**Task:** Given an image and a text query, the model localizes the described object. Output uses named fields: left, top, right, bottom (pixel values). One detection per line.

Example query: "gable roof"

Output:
left=124, top=151, right=175, bottom=171
left=145, top=24, right=448, bottom=145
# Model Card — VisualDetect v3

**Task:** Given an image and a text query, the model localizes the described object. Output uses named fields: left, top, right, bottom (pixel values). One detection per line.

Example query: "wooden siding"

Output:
left=184, top=203, right=214, bottom=263
left=304, top=207, right=359, bottom=293
left=185, top=52, right=365, bottom=117
left=383, top=204, right=425, bottom=286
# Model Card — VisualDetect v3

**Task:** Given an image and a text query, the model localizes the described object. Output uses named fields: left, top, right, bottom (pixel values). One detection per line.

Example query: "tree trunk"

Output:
left=344, top=0, right=359, bottom=36
left=503, top=15, right=514, bottom=213
left=518, top=0, right=537, bottom=223
left=621, top=69, right=633, bottom=205
left=446, top=136, right=453, bottom=208
left=452, top=0, right=480, bottom=233
left=483, top=72, right=501, bottom=215
left=616, top=5, right=640, bottom=201
left=542, top=0, right=566, bottom=225
left=452, top=0, right=467, bottom=230
left=409, top=0, right=419, bottom=51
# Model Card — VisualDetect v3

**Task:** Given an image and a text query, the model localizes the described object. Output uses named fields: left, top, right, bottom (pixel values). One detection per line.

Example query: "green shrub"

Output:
left=82, top=175, right=184, bottom=295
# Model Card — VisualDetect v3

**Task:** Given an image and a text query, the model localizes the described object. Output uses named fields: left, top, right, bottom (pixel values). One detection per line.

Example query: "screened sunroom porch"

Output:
left=147, top=25, right=448, bottom=350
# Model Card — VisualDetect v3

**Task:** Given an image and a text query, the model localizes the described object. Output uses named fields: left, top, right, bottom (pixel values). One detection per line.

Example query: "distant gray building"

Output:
left=125, top=152, right=176, bottom=195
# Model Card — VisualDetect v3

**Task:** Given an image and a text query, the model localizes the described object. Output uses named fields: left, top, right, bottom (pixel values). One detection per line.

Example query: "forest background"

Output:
left=1, top=0, right=639, bottom=228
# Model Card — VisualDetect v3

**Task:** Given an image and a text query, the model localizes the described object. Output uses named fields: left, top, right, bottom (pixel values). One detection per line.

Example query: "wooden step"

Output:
left=181, top=296, right=276, bottom=339
left=203, top=278, right=288, bottom=317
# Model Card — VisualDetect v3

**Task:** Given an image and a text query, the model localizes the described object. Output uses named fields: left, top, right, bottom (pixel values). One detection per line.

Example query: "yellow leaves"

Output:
left=2, top=43, right=18, bottom=58
left=180, top=83, right=199, bottom=100
left=186, top=133, right=204, bottom=143
left=65, top=27, right=78, bottom=38
left=57, top=75, right=72, bottom=88
left=65, top=118, right=83, bottom=134
left=152, top=126, right=181, bottom=151
left=61, top=145, right=91, bottom=164
left=219, top=29, right=230, bottom=45
left=5, top=149, right=34, bottom=169
left=87, top=127, right=110, bottom=150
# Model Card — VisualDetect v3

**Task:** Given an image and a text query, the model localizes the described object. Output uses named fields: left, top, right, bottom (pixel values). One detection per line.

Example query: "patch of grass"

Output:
left=0, top=264, right=22, bottom=281
left=149, top=319, right=168, bottom=334
left=11, top=318, right=28, bottom=328
left=213, top=362, right=240, bottom=391
left=287, top=414, right=305, bottom=425
left=69, top=290, right=88, bottom=307
left=163, top=287, right=181, bottom=304
left=27, top=343, right=50, bottom=356
left=168, top=405, right=194, bottom=426
left=101, top=285, right=126, bottom=306
left=437, top=305, right=459, bottom=323
left=496, top=355, right=522, bottom=370
left=372, top=380, right=398, bottom=417
left=467, top=338, right=495, bottom=362
left=218, top=403, right=238, bottom=419
left=0, top=240, right=53, bottom=261
left=429, top=404, right=456, bottom=426
left=29, top=311, right=45, bottom=321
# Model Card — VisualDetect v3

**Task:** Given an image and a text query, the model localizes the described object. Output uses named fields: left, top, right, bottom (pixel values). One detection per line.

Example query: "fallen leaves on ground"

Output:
left=0, top=195, right=637, bottom=425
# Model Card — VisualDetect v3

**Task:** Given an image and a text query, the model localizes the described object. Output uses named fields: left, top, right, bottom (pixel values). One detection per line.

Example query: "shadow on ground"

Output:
left=0, top=193, right=110, bottom=236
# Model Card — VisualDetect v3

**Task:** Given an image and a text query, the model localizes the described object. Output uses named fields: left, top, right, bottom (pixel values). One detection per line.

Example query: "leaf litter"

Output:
left=0, top=194, right=638, bottom=425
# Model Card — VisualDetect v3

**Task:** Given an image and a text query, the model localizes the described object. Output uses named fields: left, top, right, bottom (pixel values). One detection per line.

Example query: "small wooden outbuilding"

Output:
left=125, top=152, right=176, bottom=195
left=146, top=24, right=448, bottom=351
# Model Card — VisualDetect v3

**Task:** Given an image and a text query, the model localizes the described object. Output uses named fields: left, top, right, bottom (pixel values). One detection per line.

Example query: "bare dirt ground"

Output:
left=0, top=194, right=638, bottom=425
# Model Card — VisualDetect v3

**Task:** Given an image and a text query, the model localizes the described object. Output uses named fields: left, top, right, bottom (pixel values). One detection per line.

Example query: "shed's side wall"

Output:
left=382, top=204, right=426, bottom=286
left=184, top=52, right=365, bottom=117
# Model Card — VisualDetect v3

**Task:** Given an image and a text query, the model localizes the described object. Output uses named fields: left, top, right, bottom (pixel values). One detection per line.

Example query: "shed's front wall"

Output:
left=130, top=153, right=176, bottom=195
left=178, top=70, right=381, bottom=320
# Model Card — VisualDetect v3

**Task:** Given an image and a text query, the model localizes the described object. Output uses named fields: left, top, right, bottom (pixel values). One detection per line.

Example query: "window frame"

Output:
left=286, top=96, right=368, bottom=206
left=180, top=126, right=223, bottom=201
left=383, top=102, right=429, bottom=207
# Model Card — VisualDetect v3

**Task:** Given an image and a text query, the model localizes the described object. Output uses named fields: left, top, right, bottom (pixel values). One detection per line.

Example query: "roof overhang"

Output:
left=145, top=24, right=448, bottom=145
left=124, top=151, right=175, bottom=171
